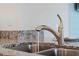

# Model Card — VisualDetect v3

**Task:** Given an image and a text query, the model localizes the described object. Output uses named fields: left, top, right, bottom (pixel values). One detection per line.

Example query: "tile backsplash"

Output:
left=0, top=30, right=44, bottom=44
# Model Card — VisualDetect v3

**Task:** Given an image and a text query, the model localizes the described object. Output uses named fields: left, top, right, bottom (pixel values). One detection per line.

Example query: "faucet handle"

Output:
left=57, top=14, right=63, bottom=34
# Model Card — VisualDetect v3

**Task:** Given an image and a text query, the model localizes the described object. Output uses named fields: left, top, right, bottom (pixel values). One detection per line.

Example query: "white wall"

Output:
left=0, top=3, right=69, bottom=41
left=0, top=4, right=32, bottom=30
left=0, top=4, right=21, bottom=30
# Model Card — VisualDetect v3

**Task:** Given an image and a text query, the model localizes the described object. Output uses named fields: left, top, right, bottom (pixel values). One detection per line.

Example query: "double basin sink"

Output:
left=1, top=42, right=79, bottom=56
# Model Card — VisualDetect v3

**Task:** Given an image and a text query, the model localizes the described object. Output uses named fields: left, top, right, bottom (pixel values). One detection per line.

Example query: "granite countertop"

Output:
left=0, top=47, right=41, bottom=56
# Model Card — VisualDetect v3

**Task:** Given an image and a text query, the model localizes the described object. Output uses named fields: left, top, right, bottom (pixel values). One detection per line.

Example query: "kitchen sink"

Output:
left=2, top=42, right=79, bottom=56
left=37, top=48, right=56, bottom=56
left=1, top=42, right=53, bottom=53
left=2, top=43, right=37, bottom=53
left=37, top=48, right=79, bottom=56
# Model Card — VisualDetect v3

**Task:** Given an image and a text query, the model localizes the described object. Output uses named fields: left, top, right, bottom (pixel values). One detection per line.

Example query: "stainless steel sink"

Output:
left=2, top=42, right=79, bottom=56
left=37, top=48, right=56, bottom=56
left=2, top=43, right=35, bottom=53
left=2, top=42, right=53, bottom=53
left=37, top=48, right=79, bottom=56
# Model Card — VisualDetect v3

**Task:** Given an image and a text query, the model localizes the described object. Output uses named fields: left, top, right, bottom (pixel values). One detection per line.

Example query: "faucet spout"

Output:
left=35, top=14, right=63, bottom=46
left=35, top=25, right=61, bottom=45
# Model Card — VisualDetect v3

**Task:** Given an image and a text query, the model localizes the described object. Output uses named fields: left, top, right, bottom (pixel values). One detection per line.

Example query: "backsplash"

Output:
left=0, top=30, right=44, bottom=44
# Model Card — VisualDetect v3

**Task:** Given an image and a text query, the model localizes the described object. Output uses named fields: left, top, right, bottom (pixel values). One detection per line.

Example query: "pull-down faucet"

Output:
left=35, top=14, right=64, bottom=46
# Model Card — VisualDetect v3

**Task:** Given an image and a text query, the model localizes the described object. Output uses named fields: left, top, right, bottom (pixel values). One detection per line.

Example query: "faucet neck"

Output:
left=35, top=14, right=64, bottom=46
left=57, top=14, right=64, bottom=46
left=35, top=25, right=61, bottom=46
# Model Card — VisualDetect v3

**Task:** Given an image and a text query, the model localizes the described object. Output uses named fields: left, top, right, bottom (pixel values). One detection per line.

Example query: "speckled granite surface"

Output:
left=0, top=30, right=44, bottom=44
